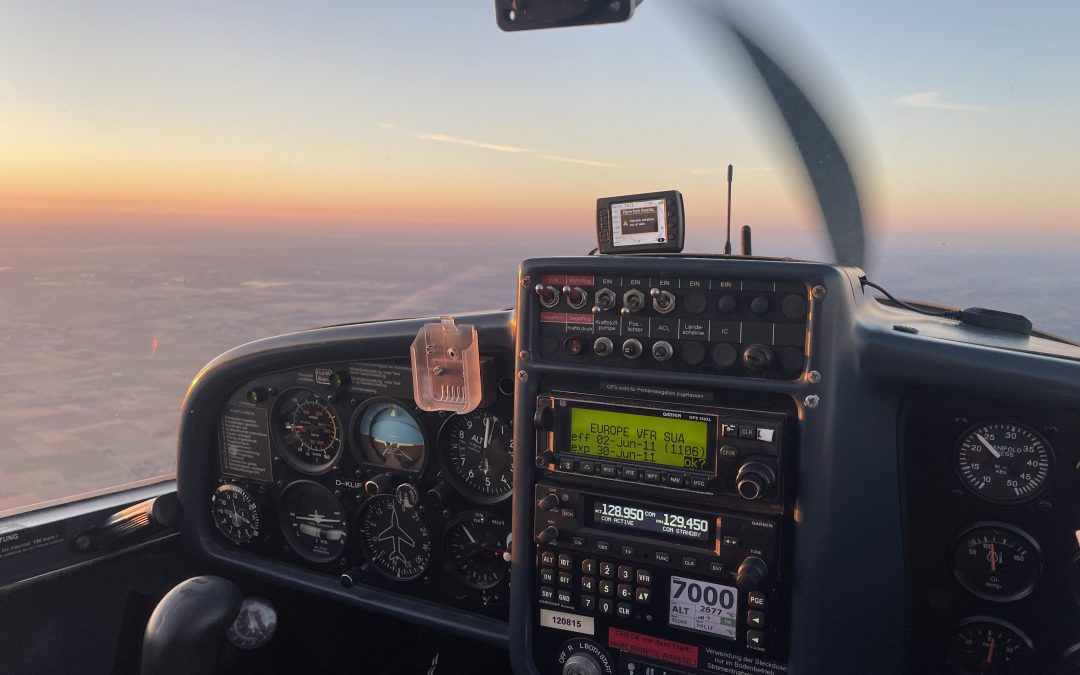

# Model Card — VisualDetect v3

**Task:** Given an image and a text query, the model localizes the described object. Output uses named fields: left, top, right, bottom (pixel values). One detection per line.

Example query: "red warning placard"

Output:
left=608, top=628, right=699, bottom=669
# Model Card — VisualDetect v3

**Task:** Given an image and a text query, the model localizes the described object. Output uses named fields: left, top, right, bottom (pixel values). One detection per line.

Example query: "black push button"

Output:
left=722, top=535, right=739, bottom=548
left=750, top=296, right=770, bottom=314
left=581, top=576, right=596, bottom=593
left=599, top=598, right=615, bottom=615
left=557, top=589, right=573, bottom=604
left=572, top=536, right=586, bottom=548
left=557, top=458, right=575, bottom=472
left=683, top=290, right=707, bottom=315
left=634, top=587, right=652, bottom=604
left=708, top=561, right=726, bottom=575
left=748, top=591, right=767, bottom=609
left=653, top=551, right=671, bottom=564
left=599, top=562, right=615, bottom=578
left=617, top=584, right=633, bottom=601
left=643, top=470, right=662, bottom=484
left=712, top=343, right=738, bottom=368
left=665, top=473, right=684, bottom=488
left=540, top=568, right=555, bottom=584
left=747, top=630, right=765, bottom=649
left=599, top=580, right=615, bottom=596
left=558, top=572, right=573, bottom=587
left=782, top=293, right=808, bottom=320
left=616, top=602, right=633, bottom=618
left=620, top=467, right=639, bottom=481
left=581, top=595, right=597, bottom=612
left=635, top=569, right=652, bottom=585
left=596, top=541, right=612, bottom=553
left=581, top=559, right=596, bottom=575
left=748, top=610, right=765, bottom=628
left=717, top=294, right=737, bottom=313
left=599, top=464, right=618, bottom=478
left=578, top=461, right=596, bottom=475
left=681, top=556, right=699, bottom=570
left=540, top=586, right=555, bottom=602
left=617, top=565, right=634, bottom=582
left=620, top=545, right=635, bottom=558
left=689, top=475, right=709, bottom=490
left=557, top=554, right=573, bottom=571
left=681, top=340, right=706, bottom=366
left=541, top=551, right=556, bottom=567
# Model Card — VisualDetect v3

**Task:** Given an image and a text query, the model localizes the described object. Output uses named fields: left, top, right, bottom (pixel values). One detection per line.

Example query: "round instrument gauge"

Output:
left=226, top=597, right=277, bottom=650
left=947, top=617, right=1034, bottom=674
left=438, top=410, right=513, bottom=503
left=444, top=510, right=510, bottom=590
left=953, top=523, right=1042, bottom=602
left=956, top=422, right=1053, bottom=504
left=357, top=494, right=433, bottom=581
left=278, top=481, right=348, bottom=563
left=353, top=399, right=427, bottom=473
left=272, top=388, right=341, bottom=473
left=211, top=484, right=262, bottom=544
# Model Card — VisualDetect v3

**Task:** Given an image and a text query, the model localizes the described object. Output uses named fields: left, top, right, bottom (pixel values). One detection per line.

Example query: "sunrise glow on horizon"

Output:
left=1, top=1, right=1077, bottom=236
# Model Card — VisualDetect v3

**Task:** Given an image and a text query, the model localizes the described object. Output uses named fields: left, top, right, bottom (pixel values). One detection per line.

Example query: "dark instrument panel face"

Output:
left=212, top=359, right=513, bottom=618
left=901, top=390, right=1080, bottom=673
left=531, top=273, right=810, bottom=380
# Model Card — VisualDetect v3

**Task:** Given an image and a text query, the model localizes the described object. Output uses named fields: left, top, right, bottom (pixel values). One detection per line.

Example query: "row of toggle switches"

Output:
left=535, top=285, right=675, bottom=316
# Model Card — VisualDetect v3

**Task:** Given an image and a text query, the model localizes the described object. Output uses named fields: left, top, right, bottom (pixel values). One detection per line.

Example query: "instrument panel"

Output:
left=211, top=359, right=514, bottom=615
left=901, top=390, right=1080, bottom=673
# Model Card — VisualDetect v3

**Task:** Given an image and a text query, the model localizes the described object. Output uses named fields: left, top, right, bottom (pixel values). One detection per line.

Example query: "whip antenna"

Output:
left=724, top=164, right=734, bottom=254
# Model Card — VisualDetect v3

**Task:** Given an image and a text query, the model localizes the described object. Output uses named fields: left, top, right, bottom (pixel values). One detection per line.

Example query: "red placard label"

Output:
left=540, top=274, right=595, bottom=286
left=539, top=312, right=568, bottom=323
left=608, top=628, right=699, bottom=669
left=565, top=313, right=594, bottom=325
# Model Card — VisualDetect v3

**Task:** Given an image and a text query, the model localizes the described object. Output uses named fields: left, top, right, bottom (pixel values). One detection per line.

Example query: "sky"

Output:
left=1, top=0, right=1078, bottom=236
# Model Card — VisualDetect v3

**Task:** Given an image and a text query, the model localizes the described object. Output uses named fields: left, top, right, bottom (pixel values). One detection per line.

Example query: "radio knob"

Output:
left=537, top=526, right=559, bottom=545
left=620, top=289, right=645, bottom=315
left=592, top=336, right=614, bottom=357
left=537, top=494, right=560, bottom=512
left=736, top=461, right=776, bottom=500
left=535, top=451, right=555, bottom=468
left=649, top=288, right=676, bottom=314
left=364, top=473, right=392, bottom=496
left=621, top=338, right=643, bottom=359
left=592, top=288, right=617, bottom=313
left=534, top=405, right=554, bottom=430
left=651, top=340, right=674, bottom=362
left=534, top=284, right=560, bottom=308
left=425, top=479, right=453, bottom=507
left=563, top=653, right=604, bottom=675
left=563, top=286, right=588, bottom=309
left=736, top=556, right=769, bottom=593
left=742, top=344, right=773, bottom=373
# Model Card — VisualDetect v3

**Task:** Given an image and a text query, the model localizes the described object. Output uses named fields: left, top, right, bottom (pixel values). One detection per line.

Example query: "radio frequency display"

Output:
left=590, top=498, right=712, bottom=544
left=568, top=406, right=710, bottom=470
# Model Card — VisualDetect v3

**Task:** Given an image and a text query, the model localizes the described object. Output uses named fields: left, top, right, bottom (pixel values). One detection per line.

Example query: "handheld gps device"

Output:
left=596, top=190, right=685, bottom=254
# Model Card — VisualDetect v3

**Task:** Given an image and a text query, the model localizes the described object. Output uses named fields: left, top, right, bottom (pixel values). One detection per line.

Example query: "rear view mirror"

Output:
left=495, top=0, right=643, bottom=31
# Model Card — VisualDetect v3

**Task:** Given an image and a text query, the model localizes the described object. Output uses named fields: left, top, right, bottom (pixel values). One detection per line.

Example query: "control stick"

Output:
left=140, top=576, right=243, bottom=675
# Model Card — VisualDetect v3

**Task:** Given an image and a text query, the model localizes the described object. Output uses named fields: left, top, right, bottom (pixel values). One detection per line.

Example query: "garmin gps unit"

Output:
left=596, top=190, right=685, bottom=254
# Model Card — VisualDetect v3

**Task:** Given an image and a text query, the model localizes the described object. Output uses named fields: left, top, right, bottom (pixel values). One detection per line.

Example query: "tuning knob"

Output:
left=537, top=526, right=559, bottom=545
left=562, top=286, right=588, bottom=309
left=736, top=556, right=769, bottom=593
left=537, top=494, right=560, bottom=512
left=395, top=482, right=419, bottom=508
left=535, top=451, right=555, bottom=469
left=534, top=284, right=560, bottom=308
left=742, top=344, right=773, bottom=373
left=425, top=479, right=453, bottom=507
left=364, top=473, right=392, bottom=496
left=736, top=461, right=776, bottom=500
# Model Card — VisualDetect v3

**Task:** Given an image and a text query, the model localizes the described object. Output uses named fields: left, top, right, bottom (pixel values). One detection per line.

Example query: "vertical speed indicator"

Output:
left=956, top=422, right=1052, bottom=504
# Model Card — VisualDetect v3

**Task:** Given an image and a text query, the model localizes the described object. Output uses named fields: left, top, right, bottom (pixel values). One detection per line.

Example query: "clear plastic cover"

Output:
left=410, top=316, right=483, bottom=413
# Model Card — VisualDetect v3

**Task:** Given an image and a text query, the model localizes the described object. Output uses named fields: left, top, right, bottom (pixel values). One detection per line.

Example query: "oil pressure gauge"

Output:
left=956, top=421, right=1053, bottom=503
left=953, top=523, right=1042, bottom=602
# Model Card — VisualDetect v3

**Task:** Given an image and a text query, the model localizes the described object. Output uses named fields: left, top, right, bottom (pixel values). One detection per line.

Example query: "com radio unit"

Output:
left=534, top=393, right=786, bottom=504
